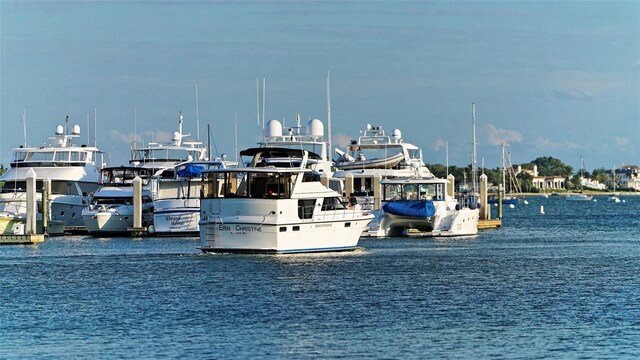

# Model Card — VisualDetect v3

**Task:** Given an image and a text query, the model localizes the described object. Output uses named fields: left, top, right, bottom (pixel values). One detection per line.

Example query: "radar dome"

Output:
left=265, top=119, right=283, bottom=138
left=308, top=119, right=324, bottom=137
left=72, top=124, right=81, bottom=135
left=55, top=125, right=64, bottom=135
left=172, top=131, right=181, bottom=142
left=392, top=129, right=402, bottom=140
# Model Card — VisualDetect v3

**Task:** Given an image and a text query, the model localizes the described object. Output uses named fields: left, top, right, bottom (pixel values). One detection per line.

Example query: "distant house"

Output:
left=516, top=165, right=566, bottom=190
left=582, top=177, right=605, bottom=190
left=617, top=165, right=640, bottom=191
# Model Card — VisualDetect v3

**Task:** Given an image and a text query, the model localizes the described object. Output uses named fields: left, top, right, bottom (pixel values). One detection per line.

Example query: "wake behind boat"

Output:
left=198, top=148, right=374, bottom=254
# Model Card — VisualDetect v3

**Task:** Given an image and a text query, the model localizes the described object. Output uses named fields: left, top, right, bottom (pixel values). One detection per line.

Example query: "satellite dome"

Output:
left=55, top=125, right=64, bottom=135
left=172, top=131, right=181, bottom=142
left=72, top=124, right=81, bottom=135
left=308, top=119, right=324, bottom=137
left=265, top=119, right=283, bottom=138
left=392, top=129, right=402, bottom=140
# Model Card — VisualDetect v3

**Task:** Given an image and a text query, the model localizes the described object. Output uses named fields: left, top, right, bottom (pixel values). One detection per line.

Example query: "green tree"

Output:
left=528, top=156, right=574, bottom=177
left=516, top=172, right=535, bottom=193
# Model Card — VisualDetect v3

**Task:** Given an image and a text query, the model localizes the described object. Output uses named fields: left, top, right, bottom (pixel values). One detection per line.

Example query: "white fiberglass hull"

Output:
left=152, top=198, right=200, bottom=236
left=365, top=206, right=478, bottom=238
left=82, top=206, right=153, bottom=236
left=199, top=199, right=373, bottom=254
left=200, top=218, right=370, bottom=253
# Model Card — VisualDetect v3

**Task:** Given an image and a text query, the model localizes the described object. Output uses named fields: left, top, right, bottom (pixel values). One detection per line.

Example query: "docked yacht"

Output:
left=364, top=177, right=479, bottom=238
left=261, top=116, right=333, bottom=175
left=81, top=167, right=154, bottom=236
left=0, top=121, right=104, bottom=233
left=150, top=160, right=235, bottom=236
left=333, top=124, right=433, bottom=210
left=198, top=148, right=374, bottom=254
left=129, top=111, right=207, bottom=172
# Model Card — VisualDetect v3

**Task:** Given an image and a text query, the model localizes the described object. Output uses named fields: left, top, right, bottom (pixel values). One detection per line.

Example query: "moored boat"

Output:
left=82, top=167, right=154, bottom=236
left=364, top=176, right=479, bottom=237
left=198, top=148, right=374, bottom=254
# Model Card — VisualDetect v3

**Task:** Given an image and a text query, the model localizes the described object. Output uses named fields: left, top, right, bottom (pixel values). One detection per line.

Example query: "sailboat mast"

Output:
left=472, top=103, right=478, bottom=195
left=502, top=142, right=506, bottom=194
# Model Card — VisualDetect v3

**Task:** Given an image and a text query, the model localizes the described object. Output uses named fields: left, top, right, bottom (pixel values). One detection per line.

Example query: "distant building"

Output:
left=617, top=165, right=640, bottom=191
left=516, top=165, right=566, bottom=190
left=582, top=177, right=605, bottom=190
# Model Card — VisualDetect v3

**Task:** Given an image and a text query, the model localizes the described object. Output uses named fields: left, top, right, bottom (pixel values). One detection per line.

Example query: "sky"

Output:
left=1, top=1, right=638, bottom=171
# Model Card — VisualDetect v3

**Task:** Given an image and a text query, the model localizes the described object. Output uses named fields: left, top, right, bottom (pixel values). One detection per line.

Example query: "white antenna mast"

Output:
left=86, top=113, right=90, bottom=144
left=195, top=83, right=200, bottom=141
left=22, top=109, right=27, bottom=146
left=134, top=107, right=137, bottom=149
left=94, top=108, right=97, bottom=147
left=262, top=77, right=266, bottom=137
left=327, top=71, right=332, bottom=160
left=445, top=140, right=449, bottom=176
left=234, top=112, right=238, bottom=164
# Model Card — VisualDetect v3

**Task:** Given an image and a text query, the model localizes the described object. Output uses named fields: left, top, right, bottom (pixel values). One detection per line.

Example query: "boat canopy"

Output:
left=383, top=200, right=436, bottom=218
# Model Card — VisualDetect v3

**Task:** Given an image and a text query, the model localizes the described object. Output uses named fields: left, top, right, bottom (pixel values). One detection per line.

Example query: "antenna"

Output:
left=234, top=112, right=238, bottom=164
left=94, top=108, right=97, bottom=147
left=195, top=83, right=200, bottom=141
left=207, top=123, right=211, bottom=160
left=86, top=113, right=90, bottom=144
left=22, top=109, right=27, bottom=146
left=445, top=140, right=449, bottom=176
left=133, top=107, right=137, bottom=149
left=262, top=77, right=266, bottom=138
left=327, top=71, right=332, bottom=161
left=256, top=77, right=260, bottom=126
left=65, top=115, right=69, bottom=135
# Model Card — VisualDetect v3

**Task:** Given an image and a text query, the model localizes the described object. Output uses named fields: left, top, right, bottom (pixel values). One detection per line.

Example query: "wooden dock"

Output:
left=0, top=234, right=45, bottom=245
left=478, top=219, right=502, bottom=230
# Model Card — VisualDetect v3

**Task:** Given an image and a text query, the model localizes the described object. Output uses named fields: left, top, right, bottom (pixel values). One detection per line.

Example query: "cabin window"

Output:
left=418, top=183, right=438, bottom=200
left=297, top=199, right=316, bottom=219
left=321, top=197, right=346, bottom=211
left=354, top=177, right=373, bottom=196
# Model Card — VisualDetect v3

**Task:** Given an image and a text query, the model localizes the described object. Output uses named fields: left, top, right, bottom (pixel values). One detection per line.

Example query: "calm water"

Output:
left=1, top=196, right=639, bottom=359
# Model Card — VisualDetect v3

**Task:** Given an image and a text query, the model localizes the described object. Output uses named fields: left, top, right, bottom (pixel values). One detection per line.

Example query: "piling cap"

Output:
left=26, top=168, right=37, bottom=178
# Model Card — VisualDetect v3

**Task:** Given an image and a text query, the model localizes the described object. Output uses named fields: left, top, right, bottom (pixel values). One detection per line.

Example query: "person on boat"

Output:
left=357, top=153, right=366, bottom=161
left=348, top=193, right=358, bottom=207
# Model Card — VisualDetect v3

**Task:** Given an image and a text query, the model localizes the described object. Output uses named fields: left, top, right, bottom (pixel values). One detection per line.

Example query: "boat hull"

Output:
left=82, top=206, right=153, bottom=236
left=152, top=198, right=200, bottom=236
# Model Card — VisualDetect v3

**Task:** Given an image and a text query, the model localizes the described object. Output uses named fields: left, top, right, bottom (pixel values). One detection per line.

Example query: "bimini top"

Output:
left=239, top=147, right=322, bottom=160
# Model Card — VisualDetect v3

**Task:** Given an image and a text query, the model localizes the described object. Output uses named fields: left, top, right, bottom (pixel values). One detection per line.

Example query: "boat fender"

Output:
left=455, top=204, right=461, bottom=211
left=148, top=225, right=155, bottom=234
left=469, top=203, right=477, bottom=210
left=477, top=202, right=481, bottom=209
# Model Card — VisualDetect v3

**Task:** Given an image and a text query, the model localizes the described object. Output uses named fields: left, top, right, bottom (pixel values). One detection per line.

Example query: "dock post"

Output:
left=479, top=174, right=489, bottom=220
left=26, top=168, right=37, bottom=235
left=373, top=173, right=382, bottom=210
left=133, top=175, right=142, bottom=229
left=42, top=178, right=51, bottom=236
left=446, top=174, right=455, bottom=198
left=498, top=183, right=503, bottom=219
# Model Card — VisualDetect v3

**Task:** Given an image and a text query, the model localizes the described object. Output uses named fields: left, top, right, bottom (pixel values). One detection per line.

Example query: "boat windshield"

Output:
left=383, top=183, right=443, bottom=201
left=100, top=168, right=152, bottom=186
left=203, top=171, right=298, bottom=199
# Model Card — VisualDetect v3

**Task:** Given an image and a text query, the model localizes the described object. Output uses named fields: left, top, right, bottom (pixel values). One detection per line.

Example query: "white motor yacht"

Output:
left=199, top=148, right=374, bottom=254
left=82, top=167, right=154, bottom=236
left=150, top=160, right=236, bottom=236
left=364, top=177, right=479, bottom=238
left=333, top=124, right=433, bottom=210
left=0, top=120, right=104, bottom=233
